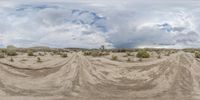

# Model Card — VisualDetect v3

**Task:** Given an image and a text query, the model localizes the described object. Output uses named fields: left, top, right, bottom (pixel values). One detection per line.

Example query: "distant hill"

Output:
left=29, top=46, right=50, bottom=49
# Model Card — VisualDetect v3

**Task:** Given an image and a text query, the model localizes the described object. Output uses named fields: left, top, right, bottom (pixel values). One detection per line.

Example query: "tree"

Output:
left=100, top=45, right=105, bottom=50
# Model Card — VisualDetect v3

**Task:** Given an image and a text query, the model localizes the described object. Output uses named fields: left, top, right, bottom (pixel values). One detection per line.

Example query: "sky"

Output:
left=0, top=0, right=200, bottom=48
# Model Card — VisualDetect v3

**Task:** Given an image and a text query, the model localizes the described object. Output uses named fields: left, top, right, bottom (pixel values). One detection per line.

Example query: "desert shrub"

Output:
left=127, top=52, right=133, bottom=56
left=37, top=57, right=42, bottom=62
left=171, top=51, right=176, bottom=54
left=111, top=55, right=118, bottom=60
left=157, top=55, right=161, bottom=59
left=84, top=51, right=92, bottom=56
left=27, top=50, right=34, bottom=56
left=0, top=53, right=5, bottom=58
left=127, top=58, right=131, bottom=62
left=21, top=59, right=27, bottom=61
left=136, top=49, right=150, bottom=58
left=61, top=53, right=68, bottom=58
left=183, top=49, right=195, bottom=53
left=91, top=52, right=100, bottom=57
left=7, top=50, right=17, bottom=56
left=10, top=57, right=14, bottom=62
left=50, top=52, right=54, bottom=56
left=139, top=58, right=142, bottom=62
left=38, top=52, right=44, bottom=56
left=165, top=51, right=171, bottom=56
left=84, top=51, right=109, bottom=57
left=195, top=52, right=200, bottom=58
left=101, top=52, right=110, bottom=56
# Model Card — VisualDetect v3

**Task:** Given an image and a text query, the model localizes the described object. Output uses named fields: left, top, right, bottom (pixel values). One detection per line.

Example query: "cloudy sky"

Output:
left=0, top=0, right=200, bottom=48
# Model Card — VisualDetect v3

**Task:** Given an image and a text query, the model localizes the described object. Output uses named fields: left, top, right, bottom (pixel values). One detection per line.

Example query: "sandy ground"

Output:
left=0, top=51, right=200, bottom=100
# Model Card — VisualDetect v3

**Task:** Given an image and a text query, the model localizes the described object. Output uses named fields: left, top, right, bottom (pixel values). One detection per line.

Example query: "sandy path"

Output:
left=0, top=52, right=200, bottom=100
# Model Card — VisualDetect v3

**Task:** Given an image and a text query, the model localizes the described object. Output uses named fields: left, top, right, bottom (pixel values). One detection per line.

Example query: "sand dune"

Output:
left=0, top=52, right=200, bottom=100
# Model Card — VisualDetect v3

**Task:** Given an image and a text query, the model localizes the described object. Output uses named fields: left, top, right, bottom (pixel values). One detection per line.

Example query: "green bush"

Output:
left=195, top=52, right=200, bottom=58
left=0, top=53, right=5, bottom=58
left=7, top=50, right=17, bottom=56
left=61, top=53, right=68, bottom=58
left=83, top=51, right=92, bottom=56
left=136, top=49, right=150, bottom=58
left=83, top=51, right=110, bottom=57
left=111, top=55, right=118, bottom=60
left=37, top=57, right=42, bottom=62
left=165, top=51, right=171, bottom=56
left=27, top=50, right=34, bottom=56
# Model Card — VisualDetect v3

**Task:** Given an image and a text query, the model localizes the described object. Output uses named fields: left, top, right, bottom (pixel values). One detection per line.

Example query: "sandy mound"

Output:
left=0, top=52, right=200, bottom=100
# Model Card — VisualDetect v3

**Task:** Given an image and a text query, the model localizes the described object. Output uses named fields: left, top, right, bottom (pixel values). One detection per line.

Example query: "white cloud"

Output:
left=0, top=0, right=200, bottom=48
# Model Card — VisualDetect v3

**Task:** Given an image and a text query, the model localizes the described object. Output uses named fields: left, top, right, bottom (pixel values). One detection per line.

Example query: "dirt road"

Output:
left=0, top=52, right=200, bottom=100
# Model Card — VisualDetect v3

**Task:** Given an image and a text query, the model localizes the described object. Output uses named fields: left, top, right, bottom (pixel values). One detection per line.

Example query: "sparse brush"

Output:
left=21, top=59, right=27, bottom=61
left=157, top=55, right=161, bottom=59
left=84, top=51, right=109, bottom=57
left=165, top=51, right=171, bottom=56
left=127, top=58, right=131, bottom=62
left=50, top=53, right=54, bottom=56
left=139, top=58, right=142, bottom=62
left=136, top=49, right=150, bottom=58
left=0, top=53, right=5, bottom=58
left=38, top=53, right=44, bottom=56
left=61, top=53, right=68, bottom=58
left=102, top=52, right=110, bottom=56
left=195, top=52, right=200, bottom=58
left=84, top=51, right=92, bottom=56
left=91, top=52, right=100, bottom=57
left=126, top=52, right=131, bottom=56
left=37, top=57, right=42, bottom=62
left=27, top=50, right=34, bottom=56
left=111, top=55, right=118, bottom=60
left=7, top=50, right=17, bottom=56
left=171, top=51, right=176, bottom=54
left=10, top=57, right=14, bottom=62
left=183, top=49, right=195, bottom=53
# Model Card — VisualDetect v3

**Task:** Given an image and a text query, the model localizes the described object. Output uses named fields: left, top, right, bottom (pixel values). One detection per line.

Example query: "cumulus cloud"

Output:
left=0, top=0, right=200, bottom=48
left=0, top=2, right=113, bottom=48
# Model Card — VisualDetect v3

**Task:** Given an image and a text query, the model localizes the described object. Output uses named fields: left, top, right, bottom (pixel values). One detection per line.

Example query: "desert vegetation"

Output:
left=111, top=55, right=118, bottom=60
left=61, top=53, right=68, bottom=58
left=27, top=49, right=34, bottom=56
left=6, top=49, right=17, bottom=56
left=83, top=51, right=110, bottom=57
left=136, top=49, right=150, bottom=58
left=10, top=57, right=14, bottom=62
left=37, top=57, right=42, bottom=62
left=0, top=52, right=5, bottom=58
left=0, top=46, right=199, bottom=100
left=195, top=51, right=200, bottom=58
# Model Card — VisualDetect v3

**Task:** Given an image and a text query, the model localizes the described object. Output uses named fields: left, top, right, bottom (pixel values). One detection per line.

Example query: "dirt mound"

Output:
left=0, top=52, right=200, bottom=100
